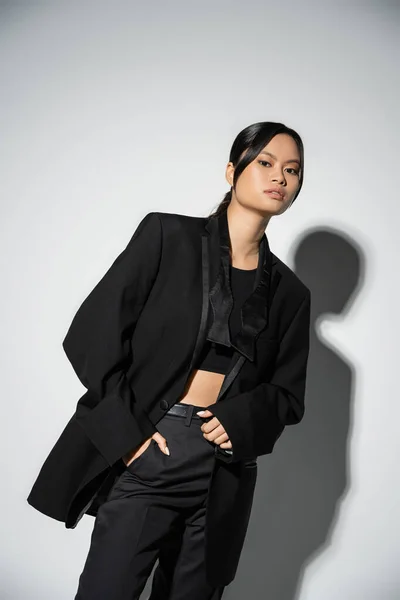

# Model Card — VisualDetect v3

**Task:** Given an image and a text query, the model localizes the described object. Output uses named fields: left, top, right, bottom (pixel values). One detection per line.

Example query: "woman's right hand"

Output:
left=122, top=431, right=170, bottom=467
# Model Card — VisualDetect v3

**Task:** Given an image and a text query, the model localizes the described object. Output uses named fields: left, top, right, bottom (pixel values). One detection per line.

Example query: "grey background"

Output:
left=1, top=1, right=399, bottom=598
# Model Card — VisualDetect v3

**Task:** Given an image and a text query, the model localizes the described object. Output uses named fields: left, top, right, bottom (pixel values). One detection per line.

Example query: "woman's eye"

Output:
left=259, top=160, right=299, bottom=176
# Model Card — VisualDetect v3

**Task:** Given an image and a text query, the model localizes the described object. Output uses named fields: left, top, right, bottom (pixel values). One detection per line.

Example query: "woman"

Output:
left=27, top=121, right=311, bottom=600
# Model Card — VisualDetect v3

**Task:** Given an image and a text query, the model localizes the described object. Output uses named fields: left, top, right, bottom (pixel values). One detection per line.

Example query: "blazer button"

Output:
left=160, top=399, right=169, bottom=410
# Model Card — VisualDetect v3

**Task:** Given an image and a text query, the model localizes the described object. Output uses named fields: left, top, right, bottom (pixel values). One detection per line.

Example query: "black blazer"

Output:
left=27, top=208, right=311, bottom=586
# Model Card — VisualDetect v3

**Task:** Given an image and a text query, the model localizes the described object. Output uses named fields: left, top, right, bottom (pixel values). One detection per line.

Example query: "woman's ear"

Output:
left=225, top=162, right=235, bottom=187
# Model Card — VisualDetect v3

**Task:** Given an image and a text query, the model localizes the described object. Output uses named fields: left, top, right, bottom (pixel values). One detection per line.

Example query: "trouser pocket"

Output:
left=125, top=438, right=156, bottom=473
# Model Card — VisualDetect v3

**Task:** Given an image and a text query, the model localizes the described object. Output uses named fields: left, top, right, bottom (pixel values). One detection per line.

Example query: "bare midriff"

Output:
left=178, top=368, right=225, bottom=408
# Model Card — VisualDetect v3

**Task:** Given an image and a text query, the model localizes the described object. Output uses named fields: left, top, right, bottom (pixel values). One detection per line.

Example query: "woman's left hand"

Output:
left=196, top=409, right=232, bottom=449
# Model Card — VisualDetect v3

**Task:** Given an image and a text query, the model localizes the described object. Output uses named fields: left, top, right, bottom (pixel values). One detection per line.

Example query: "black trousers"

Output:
left=74, top=401, right=226, bottom=600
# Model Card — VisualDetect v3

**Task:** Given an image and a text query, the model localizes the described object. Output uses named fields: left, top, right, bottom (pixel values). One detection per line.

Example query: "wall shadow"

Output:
left=226, top=226, right=365, bottom=600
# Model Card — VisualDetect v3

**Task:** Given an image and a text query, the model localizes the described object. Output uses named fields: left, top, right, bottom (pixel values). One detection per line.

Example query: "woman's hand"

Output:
left=122, top=431, right=170, bottom=467
left=197, top=409, right=232, bottom=450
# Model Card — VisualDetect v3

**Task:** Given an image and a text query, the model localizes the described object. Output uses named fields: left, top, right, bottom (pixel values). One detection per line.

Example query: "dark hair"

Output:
left=208, top=121, right=304, bottom=218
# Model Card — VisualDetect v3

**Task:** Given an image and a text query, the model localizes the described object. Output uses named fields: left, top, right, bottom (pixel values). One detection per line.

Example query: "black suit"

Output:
left=27, top=208, right=311, bottom=586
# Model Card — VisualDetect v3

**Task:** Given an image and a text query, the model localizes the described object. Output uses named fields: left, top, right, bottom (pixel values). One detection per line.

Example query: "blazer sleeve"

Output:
left=210, top=289, right=311, bottom=464
left=62, top=211, right=162, bottom=466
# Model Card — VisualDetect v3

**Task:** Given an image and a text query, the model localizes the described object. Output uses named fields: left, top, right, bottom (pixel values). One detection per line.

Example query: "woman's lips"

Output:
left=264, top=190, right=284, bottom=199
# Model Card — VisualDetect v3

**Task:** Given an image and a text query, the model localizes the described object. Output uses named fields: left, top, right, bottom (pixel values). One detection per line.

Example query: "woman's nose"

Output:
left=271, top=171, right=285, bottom=184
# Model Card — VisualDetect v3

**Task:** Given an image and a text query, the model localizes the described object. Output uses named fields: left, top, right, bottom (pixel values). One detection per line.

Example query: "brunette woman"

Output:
left=27, top=121, right=311, bottom=600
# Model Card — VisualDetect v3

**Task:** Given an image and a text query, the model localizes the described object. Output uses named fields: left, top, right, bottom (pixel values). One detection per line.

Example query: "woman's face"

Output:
left=226, top=133, right=302, bottom=217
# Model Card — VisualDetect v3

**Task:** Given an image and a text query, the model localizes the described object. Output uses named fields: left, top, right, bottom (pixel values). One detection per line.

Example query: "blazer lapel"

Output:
left=186, top=209, right=282, bottom=402
left=206, top=208, right=280, bottom=362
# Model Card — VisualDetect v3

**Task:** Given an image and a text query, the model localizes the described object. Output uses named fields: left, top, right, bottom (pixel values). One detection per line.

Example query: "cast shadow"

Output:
left=227, top=226, right=365, bottom=599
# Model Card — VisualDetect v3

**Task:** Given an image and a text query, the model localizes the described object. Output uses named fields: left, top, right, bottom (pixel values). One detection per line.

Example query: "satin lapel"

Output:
left=185, top=233, right=212, bottom=374
left=204, top=209, right=282, bottom=402
left=183, top=214, right=224, bottom=376
left=187, top=211, right=282, bottom=404
left=206, top=213, right=232, bottom=347
left=216, top=267, right=282, bottom=403
left=206, top=209, right=280, bottom=362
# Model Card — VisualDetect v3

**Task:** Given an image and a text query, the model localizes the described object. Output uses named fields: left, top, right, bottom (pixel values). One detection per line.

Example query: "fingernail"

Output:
left=164, top=446, right=170, bottom=456
left=196, top=411, right=206, bottom=415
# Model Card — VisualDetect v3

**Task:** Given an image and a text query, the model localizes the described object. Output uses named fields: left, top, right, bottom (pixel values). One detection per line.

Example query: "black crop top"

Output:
left=194, top=265, right=257, bottom=374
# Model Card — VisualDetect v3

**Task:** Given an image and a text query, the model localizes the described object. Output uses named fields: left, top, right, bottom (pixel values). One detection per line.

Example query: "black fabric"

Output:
left=74, top=404, right=225, bottom=600
left=26, top=209, right=311, bottom=587
left=205, top=209, right=273, bottom=362
left=194, top=265, right=257, bottom=374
